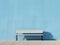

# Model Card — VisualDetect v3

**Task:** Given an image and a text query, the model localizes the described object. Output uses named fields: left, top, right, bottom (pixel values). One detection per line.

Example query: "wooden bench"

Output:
left=16, top=30, right=44, bottom=41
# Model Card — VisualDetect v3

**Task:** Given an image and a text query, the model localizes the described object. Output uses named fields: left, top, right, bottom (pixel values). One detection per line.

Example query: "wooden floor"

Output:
left=0, top=40, right=60, bottom=45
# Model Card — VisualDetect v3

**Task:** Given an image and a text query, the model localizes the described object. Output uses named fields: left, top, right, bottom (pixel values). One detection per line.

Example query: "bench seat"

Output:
left=16, top=30, right=44, bottom=40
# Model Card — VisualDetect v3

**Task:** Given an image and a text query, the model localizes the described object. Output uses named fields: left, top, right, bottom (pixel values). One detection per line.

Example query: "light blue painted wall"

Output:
left=0, top=0, right=60, bottom=40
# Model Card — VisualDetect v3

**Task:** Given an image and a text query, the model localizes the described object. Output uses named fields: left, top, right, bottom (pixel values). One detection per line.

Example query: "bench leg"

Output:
left=16, top=35, right=18, bottom=41
left=41, top=36, right=43, bottom=40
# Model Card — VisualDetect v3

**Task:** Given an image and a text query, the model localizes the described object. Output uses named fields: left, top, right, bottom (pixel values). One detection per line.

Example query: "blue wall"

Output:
left=0, top=0, right=60, bottom=40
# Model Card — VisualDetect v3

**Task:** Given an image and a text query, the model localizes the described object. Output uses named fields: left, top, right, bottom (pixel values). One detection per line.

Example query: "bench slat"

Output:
left=16, top=30, right=43, bottom=33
